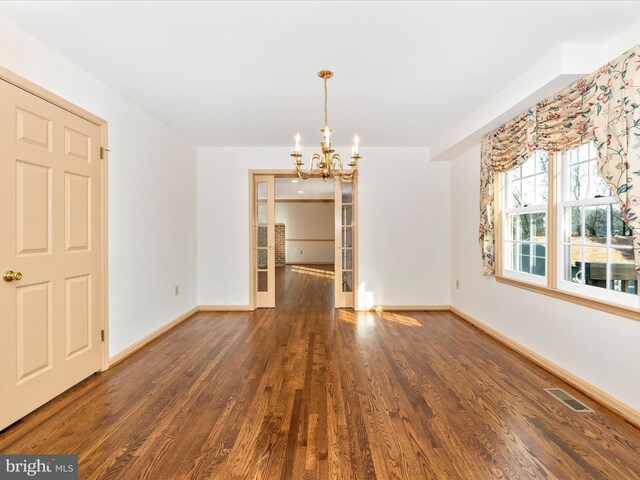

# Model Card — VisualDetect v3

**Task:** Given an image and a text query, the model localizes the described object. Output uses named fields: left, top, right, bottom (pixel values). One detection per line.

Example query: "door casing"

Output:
left=248, top=170, right=358, bottom=310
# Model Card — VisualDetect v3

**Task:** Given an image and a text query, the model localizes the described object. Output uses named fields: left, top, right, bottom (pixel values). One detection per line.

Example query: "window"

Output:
left=499, top=143, right=639, bottom=313
left=502, top=150, right=548, bottom=283
left=558, top=143, right=637, bottom=305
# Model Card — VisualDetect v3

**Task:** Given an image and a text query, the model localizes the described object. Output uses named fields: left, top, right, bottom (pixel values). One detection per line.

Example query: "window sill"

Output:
left=495, top=275, right=640, bottom=322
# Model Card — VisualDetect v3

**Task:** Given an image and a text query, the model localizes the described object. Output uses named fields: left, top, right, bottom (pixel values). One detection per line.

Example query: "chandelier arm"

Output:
left=295, top=154, right=316, bottom=179
left=295, top=169, right=313, bottom=180
left=312, top=153, right=322, bottom=171
left=332, top=153, right=348, bottom=174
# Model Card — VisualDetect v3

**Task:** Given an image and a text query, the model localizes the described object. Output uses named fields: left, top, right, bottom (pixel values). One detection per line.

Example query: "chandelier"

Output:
left=291, top=70, right=360, bottom=181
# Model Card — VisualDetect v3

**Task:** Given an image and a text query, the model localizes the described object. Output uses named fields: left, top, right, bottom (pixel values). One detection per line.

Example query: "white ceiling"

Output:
left=2, top=1, right=640, bottom=147
left=275, top=177, right=334, bottom=200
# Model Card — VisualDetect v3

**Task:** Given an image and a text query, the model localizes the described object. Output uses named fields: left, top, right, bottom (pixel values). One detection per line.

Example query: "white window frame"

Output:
left=556, top=147, right=639, bottom=308
left=501, top=151, right=548, bottom=286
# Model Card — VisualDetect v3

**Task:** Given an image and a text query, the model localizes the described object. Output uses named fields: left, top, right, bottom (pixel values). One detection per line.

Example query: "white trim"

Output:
left=109, top=307, right=199, bottom=366
left=557, top=279, right=640, bottom=309
left=502, top=268, right=547, bottom=287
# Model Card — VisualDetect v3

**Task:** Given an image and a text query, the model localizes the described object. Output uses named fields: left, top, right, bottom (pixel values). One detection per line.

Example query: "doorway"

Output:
left=248, top=171, right=358, bottom=310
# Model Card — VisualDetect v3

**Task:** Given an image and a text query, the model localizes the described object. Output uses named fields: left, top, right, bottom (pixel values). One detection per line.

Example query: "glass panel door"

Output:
left=335, top=177, right=356, bottom=308
left=255, top=175, right=275, bottom=307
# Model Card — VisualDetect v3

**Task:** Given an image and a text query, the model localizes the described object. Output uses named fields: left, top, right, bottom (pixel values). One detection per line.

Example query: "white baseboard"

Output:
left=449, top=306, right=640, bottom=430
left=198, top=305, right=251, bottom=311
left=109, top=306, right=199, bottom=367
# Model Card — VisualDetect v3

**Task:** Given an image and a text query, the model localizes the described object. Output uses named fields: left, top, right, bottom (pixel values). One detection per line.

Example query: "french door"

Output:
left=0, top=78, right=105, bottom=430
left=254, top=175, right=275, bottom=307
left=335, top=177, right=356, bottom=308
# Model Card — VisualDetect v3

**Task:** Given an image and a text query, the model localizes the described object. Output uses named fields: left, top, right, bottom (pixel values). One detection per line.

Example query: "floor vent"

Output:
left=544, top=388, right=594, bottom=412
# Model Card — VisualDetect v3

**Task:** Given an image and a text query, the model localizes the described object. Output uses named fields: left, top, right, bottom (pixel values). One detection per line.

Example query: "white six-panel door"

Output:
left=0, top=79, right=104, bottom=429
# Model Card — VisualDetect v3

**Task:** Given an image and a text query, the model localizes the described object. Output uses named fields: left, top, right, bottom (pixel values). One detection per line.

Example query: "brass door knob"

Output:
left=3, top=270, right=23, bottom=282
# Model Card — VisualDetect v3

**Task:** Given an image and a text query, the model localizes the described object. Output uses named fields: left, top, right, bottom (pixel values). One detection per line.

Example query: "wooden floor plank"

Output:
left=2, top=264, right=640, bottom=479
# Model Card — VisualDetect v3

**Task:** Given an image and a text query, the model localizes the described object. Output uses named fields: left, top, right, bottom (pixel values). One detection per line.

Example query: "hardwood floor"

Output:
left=2, top=264, right=640, bottom=479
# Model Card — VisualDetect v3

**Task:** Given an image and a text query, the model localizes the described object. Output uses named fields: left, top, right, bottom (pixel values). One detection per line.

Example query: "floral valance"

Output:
left=480, top=43, right=640, bottom=275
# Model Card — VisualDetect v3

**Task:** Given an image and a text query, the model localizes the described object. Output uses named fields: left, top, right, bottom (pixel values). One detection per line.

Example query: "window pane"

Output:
left=565, top=245, right=584, bottom=284
left=569, top=163, right=588, bottom=200
left=508, top=242, right=517, bottom=271
left=536, top=151, right=548, bottom=173
left=509, top=213, right=531, bottom=241
left=508, top=179, right=521, bottom=208
left=564, top=206, right=582, bottom=243
left=342, top=271, right=353, bottom=293
left=531, top=243, right=546, bottom=277
left=342, top=248, right=353, bottom=270
left=341, top=182, right=353, bottom=203
left=611, top=204, right=633, bottom=246
left=342, top=205, right=353, bottom=226
left=257, top=182, right=267, bottom=201
left=509, top=215, right=517, bottom=241
left=257, top=226, right=267, bottom=247
left=258, top=271, right=268, bottom=292
left=257, top=248, right=268, bottom=269
left=509, top=166, right=522, bottom=181
left=610, top=247, right=637, bottom=294
left=522, top=157, right=535, bottom=178
left=532, top=212, right=546, bottom=242
left=589, top=161, right=611, bottom=197
left=505, top=242, right=520, bottom=271
left=517, top=243, right=531, bottom=274
left=584, top=205, right=607, bottom=245
left=257, top=204, right=268, bottom=225
left=567, top=148, right=579, bottom=165
left=522, top=177, right=534, bottom=206
left=577, top=142, right=590, bottom=161
left=342, top=226, right=353, bottom=248
left=535, top=174, right=548, bottom=205
left=584, top=247, right=607, bottom=290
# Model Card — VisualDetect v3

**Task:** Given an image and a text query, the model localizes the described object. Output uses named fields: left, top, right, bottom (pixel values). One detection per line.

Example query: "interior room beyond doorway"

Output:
left=275, top=177, right=335, bottom=305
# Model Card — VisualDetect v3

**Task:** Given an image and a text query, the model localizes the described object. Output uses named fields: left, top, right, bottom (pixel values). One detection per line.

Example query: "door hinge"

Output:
left=100, top=146, right=110, bottom=159
left=101, top=330, right=105, bottom=342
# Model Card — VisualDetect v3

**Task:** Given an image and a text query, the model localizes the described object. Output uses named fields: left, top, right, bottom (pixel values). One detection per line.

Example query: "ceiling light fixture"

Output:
left=291, top=70, right=360, bottom=181
left=297, top=190, right=304, bottom=194
left=291, top=179, right=299, bottom=183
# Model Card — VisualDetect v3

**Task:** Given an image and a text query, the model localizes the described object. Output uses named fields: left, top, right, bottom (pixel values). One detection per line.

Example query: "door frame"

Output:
left=248, top=169, right=358, bottom=310
left=0, top=66, right=110, bottom=371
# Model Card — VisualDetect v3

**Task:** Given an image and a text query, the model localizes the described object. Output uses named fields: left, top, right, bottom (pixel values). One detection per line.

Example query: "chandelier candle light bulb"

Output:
left=291, top=69, right=360, bottom=181
left=295, top=133, right=301, bottom=153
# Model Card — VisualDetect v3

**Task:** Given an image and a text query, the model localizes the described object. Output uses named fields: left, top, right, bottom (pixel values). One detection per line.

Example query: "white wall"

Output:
left=449, top=144, right=640, bottom=411
left=275, top=202, right=334, bottom=263
left=0, top=17, right=198, bottom=357
left=198, top=147, right=450, bottom=307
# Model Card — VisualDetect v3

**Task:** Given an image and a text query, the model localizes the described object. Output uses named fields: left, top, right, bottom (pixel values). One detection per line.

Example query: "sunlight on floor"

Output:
left=291, top=265, right=335, bottom=279
left=336, top=309, right=422, bottom=328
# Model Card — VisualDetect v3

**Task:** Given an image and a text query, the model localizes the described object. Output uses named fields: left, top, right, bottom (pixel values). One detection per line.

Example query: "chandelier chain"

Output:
left=324, top=78, right=328, bottom=127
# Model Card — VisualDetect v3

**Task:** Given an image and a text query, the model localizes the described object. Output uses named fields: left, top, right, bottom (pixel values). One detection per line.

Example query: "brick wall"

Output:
left=275, top=223, right=285, bottom=266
